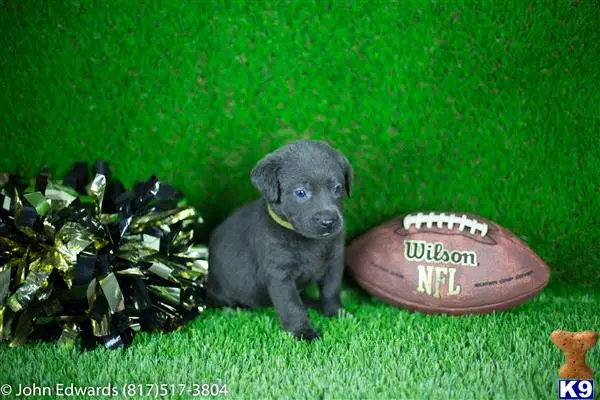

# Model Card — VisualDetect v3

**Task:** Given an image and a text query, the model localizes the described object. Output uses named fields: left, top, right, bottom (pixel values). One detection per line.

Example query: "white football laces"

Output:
left=403, top=212, right=489, bottom=237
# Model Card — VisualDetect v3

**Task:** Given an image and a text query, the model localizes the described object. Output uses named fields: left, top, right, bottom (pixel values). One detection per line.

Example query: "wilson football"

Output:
left=345, top=212, right=550, bottom=314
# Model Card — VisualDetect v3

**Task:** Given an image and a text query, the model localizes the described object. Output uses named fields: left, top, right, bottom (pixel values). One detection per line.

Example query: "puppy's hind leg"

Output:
left=206, top=285, right=239, bottom=308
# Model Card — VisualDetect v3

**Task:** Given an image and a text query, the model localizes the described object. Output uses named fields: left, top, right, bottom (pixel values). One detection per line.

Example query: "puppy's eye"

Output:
left=294, top=189, right=307, bottom=198
left=333, top=184, right=342, bottom=194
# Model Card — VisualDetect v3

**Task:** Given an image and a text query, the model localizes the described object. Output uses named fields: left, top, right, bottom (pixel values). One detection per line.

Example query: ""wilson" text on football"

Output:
left=404, top=240, right=478, bottom=267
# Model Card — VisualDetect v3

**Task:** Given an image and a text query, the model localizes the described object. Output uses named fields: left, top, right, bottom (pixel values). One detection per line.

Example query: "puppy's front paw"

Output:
left=293, top=326, right=321, bottom=342
left=321, top=298, right=342, bottom=317
left=322, top=306, right=340, bottom=317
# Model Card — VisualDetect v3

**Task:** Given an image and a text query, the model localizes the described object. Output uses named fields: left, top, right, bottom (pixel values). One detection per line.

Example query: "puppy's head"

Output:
left=251, top=140, right=353, bottom=239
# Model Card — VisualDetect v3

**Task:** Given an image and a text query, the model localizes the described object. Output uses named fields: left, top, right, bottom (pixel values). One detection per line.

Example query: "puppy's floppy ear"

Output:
left=335, top=151, right=353, bottom=197
left=251, top=153, right=281, bottom=203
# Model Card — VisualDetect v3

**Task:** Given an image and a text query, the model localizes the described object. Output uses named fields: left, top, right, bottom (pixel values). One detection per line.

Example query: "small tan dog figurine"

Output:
left=550, top=330, right=598, bottom=379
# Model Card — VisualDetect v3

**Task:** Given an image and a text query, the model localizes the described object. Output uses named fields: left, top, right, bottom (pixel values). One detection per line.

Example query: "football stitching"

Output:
left=403, top=212, right=489, bottom=237
left=369, top=261, right=405, bottom=279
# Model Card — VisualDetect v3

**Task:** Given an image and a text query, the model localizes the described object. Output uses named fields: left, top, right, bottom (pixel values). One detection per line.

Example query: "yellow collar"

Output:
left=267, top=204, right=294, bottom=231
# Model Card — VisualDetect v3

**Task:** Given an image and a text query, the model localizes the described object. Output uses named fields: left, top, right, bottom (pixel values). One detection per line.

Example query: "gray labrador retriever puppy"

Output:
left=206, top=140, right=352, bottom=341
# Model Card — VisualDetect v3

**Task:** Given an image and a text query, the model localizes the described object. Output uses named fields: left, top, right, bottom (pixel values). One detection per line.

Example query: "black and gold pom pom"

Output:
left=0, top=162, right=208, bottom=350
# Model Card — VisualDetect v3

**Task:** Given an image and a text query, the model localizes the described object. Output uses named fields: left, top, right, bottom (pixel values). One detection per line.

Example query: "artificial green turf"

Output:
left=1, top=286, right=599, bottom=399
left=1, top=1, right=599, bottom=399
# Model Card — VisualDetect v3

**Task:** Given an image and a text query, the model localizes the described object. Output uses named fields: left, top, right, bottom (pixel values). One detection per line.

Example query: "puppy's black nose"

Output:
left=320, top=219, right=335, bottom=228
left=313, top=212, right=338, bottom=228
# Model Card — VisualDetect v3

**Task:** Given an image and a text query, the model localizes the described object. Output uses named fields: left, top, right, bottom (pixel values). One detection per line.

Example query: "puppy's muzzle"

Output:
left=313, top=211, right=340, bottom=234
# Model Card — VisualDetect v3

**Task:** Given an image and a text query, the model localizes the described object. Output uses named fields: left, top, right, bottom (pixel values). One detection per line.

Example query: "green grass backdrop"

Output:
left=1, top=1, right=599, bottom=399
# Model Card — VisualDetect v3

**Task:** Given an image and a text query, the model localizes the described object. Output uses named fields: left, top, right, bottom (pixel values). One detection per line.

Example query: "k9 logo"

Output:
left=558, top=380, right=594, bottom=400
